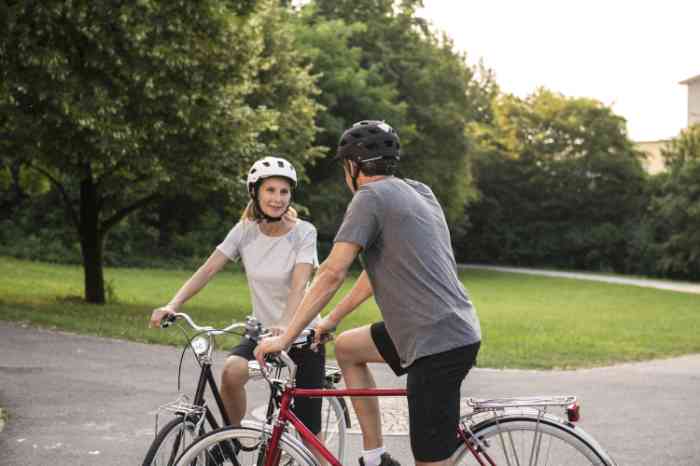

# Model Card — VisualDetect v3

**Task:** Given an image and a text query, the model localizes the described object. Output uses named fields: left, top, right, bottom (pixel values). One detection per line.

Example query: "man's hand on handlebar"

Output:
left=149, top=305, right=177, bottom=328
left=253, top=335, right=290, bottom=368
left=314, top=315, right=339, bottom=345
left=254, top=323, right=335, bottom=367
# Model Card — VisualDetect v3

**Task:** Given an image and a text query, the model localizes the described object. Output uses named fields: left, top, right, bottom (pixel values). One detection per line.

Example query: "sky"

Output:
left=417, top=0, right=700, bottom=142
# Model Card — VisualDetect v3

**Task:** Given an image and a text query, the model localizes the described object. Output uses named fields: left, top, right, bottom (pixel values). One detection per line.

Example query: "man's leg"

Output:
left=407, top=342, right=480, bottom=466
left=334, top=325, right=386, bottom=450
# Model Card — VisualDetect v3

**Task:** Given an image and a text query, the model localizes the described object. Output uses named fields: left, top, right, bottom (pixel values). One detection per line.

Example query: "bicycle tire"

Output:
left=142, top=416, right=207, bottom=466
left=451, top=415, right=615, bottom=466
left=174, top=425, right=316, bottom=466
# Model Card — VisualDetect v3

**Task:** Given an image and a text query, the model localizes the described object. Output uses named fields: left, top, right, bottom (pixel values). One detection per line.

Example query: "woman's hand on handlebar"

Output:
left=149, top=305, right=176, bottom=328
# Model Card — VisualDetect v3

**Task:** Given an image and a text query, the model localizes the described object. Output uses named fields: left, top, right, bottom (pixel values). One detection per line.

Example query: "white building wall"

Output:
left=688, top=80, right=700, bottom=126
left=636, top=140, right=667, bottom=174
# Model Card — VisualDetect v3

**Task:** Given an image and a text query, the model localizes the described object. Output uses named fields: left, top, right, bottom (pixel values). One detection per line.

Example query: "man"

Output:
left=255, top=120, right=481, bottom=466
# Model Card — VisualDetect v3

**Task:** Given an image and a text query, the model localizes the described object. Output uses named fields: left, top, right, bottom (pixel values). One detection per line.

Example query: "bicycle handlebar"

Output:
left=160, top=312, right=248, bottom=336
left=159, top=312, right=333, bottom=384
left=159, top=312, right=333, bottom=348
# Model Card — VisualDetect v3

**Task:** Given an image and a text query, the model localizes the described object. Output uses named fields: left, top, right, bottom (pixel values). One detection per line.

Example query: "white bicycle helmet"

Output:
left=246, top=156, right=297, bottom=197
left=246, top=156, right=298, bottom=222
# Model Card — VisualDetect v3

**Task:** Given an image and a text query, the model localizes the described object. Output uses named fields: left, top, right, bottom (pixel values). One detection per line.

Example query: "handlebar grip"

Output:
left=160, top=313, right=177, bottom=328
left=291, top=329, right=334, bottom=350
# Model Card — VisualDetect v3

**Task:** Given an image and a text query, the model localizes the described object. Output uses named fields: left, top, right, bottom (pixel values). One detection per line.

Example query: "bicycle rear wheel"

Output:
left=452, top=416, right=614, bottom=466
left=142, top=416, right=205, bottom=466
left=174, top=426, right=316, bottom=466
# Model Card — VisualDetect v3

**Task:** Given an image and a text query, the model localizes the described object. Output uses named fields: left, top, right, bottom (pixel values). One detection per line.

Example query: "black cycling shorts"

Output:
left=230, top=337, right=326, bottom=435
left=370, top=321, right=480, bottom=462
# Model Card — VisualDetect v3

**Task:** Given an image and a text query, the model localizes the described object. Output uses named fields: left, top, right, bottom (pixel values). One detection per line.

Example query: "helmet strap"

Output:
left=346, top=159, right=360, bottom=192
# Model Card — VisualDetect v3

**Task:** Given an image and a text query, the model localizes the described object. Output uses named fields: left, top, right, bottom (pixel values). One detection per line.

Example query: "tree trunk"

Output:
left=79, top=176, right=105, bottom=304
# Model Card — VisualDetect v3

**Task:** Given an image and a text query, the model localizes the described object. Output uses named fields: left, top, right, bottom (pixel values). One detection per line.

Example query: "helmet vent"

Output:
left=277, top=161, right=284, bottom=168
left=384, top=140, right=395, bottom=148
left=262, top=161, right=270, bottom=167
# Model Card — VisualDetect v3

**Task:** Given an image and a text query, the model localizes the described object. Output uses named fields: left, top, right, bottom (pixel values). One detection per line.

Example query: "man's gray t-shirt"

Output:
left=334, top=177, right=481, bottom=368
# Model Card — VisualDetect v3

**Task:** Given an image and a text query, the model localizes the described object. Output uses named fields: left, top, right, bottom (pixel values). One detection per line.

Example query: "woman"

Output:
left=149, top=156, right=324, bottom=444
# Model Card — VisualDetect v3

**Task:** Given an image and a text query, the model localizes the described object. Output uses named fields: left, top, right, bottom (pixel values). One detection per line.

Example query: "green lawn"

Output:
left=0, top=256, right=698, bottom=369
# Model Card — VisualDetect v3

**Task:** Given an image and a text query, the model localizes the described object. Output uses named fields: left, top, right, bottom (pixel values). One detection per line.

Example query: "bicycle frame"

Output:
left=265, top=387, right=403, bottom=466
left=262, top=385, right=501, bottom=466
left=189, top=360, right=232, bottom=428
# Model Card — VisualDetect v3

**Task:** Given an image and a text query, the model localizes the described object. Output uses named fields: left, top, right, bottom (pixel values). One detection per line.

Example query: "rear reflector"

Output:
left=566, top=401, right=581, bottom=423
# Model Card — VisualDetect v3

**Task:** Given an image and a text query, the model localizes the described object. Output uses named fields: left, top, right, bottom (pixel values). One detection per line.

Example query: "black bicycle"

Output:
left=141, top=313, right=350, bottom=466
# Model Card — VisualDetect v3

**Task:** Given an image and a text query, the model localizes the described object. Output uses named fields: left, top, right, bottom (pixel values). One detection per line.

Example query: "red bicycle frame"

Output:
left=264, top=387, right=404, bottom=466
left=262, top=386, right=495, bottom=466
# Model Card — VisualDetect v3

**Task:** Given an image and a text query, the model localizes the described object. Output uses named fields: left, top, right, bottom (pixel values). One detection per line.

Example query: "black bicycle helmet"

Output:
left=337, top=120, right=401, bottom=165
left=336, top=121, right=400, bottom=191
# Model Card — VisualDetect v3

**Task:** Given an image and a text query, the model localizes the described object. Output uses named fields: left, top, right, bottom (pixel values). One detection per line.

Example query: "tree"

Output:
left=1, top=0, right=320, bottom=302
left=649, top=125, right=700, bottom=278
left=300, top=0, right=491, bottom=229
left=291, top=3, right=408, bottom=242
left=461, top=89, right=647, bottom=271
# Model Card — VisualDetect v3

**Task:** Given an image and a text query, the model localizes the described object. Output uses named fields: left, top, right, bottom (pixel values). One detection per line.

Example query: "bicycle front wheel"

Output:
left=142, top=416, right=205, bottom=466
left=452, top=416, right=613, bottom=466
left=313, top=396, right=349, bottom=464
left=175, top=425, right=316, bottom=466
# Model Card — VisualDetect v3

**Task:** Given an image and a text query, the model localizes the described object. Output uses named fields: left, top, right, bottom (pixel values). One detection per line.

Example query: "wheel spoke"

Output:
left=453, top=418, right=607, bottom=466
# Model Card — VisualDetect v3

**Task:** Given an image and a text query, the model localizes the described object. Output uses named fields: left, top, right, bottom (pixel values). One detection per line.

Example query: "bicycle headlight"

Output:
left=191, top=335, right=210, bottom=355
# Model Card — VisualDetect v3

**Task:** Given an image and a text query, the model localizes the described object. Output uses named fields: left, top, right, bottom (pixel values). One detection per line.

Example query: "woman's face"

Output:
left=257, top=177, right=292, bottom=218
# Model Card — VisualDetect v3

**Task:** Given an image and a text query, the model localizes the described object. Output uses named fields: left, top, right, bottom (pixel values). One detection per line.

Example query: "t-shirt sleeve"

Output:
left=333, top=188, right=381, bottom=249
left=296, top=223, right=319, bottom=267
left=216, top=221, right=245, bottom=260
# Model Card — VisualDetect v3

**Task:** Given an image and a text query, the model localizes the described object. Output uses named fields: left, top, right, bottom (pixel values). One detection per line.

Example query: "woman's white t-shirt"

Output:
left=216, top=219, right=319, bottom=328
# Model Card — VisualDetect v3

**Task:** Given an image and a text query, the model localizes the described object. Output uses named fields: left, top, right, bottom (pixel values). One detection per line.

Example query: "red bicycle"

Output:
left=174, top=344, right=616, bottom=466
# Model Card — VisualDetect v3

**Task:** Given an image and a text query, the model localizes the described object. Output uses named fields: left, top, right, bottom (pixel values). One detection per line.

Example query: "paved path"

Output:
left=459, top=264, right=700, bottom=294
left=1, top=322, right=700, bottom=465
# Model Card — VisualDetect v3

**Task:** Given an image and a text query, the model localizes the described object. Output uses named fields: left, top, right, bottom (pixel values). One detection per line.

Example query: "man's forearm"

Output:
left=328, top=270, right=373, bottom=322
left=283, top=265, right=346, bottom=343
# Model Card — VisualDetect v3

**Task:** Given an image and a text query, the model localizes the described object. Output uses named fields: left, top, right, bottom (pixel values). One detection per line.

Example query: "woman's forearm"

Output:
left=168, top=250, right=228, bottom=309
left=281, top=263, right=315, bottom=325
